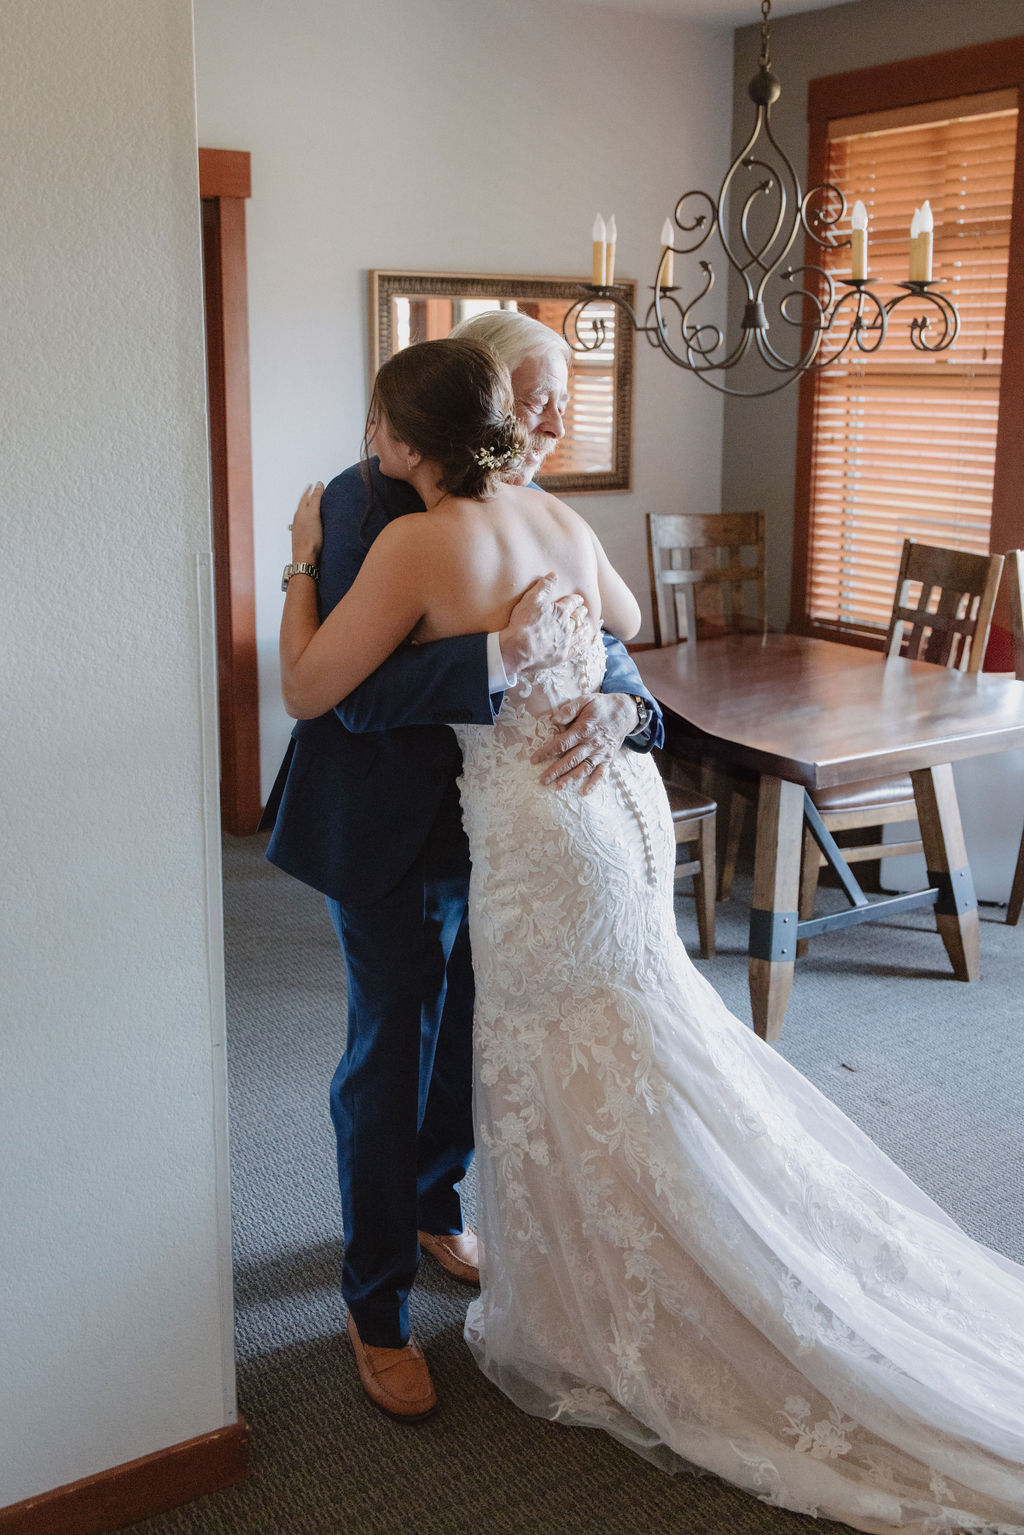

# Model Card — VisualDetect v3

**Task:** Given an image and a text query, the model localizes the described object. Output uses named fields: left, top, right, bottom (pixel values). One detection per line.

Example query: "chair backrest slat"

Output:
left=647, top=511, right=766, bottom=646
left=885, top=539, right=1004, bottom=674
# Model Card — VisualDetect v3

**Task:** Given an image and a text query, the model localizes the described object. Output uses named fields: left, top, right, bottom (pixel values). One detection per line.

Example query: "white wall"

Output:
left=0, top=0, right=236, bottom=1507
left=192, top=0, right=735, bottom=798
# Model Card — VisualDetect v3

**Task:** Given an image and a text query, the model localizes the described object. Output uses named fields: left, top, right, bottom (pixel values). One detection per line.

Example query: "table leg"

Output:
left=910, top=763, right=980, bottom=981
left=748, top=775, right=804, bottom=1042
left=700, top=761, right=739, bottom=899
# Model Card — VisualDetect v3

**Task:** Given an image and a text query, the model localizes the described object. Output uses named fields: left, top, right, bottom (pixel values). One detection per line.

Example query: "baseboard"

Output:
left=0, top=1417, right=249, bottom=1535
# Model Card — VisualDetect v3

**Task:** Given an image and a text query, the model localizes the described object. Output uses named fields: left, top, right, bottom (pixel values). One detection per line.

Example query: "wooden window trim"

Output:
left=828, top=88, right=1018, bottom=140
left=790, top=36, right=1024, bottom=667
left=199, top=149, right=261, bottom=833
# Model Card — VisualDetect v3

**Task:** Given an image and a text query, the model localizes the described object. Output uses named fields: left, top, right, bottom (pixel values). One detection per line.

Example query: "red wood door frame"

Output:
left=199, top=147, right=261, bottom=834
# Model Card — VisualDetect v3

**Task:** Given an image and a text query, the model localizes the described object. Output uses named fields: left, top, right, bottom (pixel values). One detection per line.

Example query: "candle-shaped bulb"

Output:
left=909, top=207, right=922, bottom=281
left=592, top=213, right=607, bottom=286
left=850, top=200, right=868, bottom=281
left=918, top=200, right=933, bottom=282
left=659, top=217, right=674, bottom=289
left=605, top=214, right=617, bottom=286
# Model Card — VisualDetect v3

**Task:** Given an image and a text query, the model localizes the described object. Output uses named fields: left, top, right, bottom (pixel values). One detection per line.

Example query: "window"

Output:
left=533, top=298, right=617, bottom=477
left=792, top=39, right=1024, bottom=660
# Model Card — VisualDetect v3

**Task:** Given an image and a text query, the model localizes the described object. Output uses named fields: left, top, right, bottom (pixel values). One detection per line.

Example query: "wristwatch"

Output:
left=629, top=695, right=651, bottom=738
left=281, top=561, right=320, bottom=591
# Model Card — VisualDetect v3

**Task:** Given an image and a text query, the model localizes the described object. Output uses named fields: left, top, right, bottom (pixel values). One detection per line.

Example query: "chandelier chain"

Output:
left=759, top=0, right=772, bottom=70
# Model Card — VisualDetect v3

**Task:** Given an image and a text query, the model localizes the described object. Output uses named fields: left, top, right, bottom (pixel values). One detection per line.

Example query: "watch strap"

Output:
left=282, top=561, right=320, bottom=591
left=628, top=694, right=651, bottom=738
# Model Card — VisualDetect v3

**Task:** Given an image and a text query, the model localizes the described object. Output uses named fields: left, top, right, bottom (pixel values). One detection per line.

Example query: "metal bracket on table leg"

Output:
left=749, top=908, right=800, bottom=961
left=928, top=866, right=977, bottom=916
left=749, top=791, right=947, bottom=958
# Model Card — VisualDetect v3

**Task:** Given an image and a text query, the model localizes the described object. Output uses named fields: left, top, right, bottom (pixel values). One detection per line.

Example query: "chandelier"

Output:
left=562, top=0, right=961, bottom=397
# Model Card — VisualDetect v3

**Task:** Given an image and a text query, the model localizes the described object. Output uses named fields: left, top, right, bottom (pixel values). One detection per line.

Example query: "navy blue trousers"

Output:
left=326, top=779, right=475, bottom=1347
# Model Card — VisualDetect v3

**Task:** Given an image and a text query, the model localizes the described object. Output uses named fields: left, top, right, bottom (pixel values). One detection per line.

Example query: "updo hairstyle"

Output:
left=368, top=339, right=529, bottom=499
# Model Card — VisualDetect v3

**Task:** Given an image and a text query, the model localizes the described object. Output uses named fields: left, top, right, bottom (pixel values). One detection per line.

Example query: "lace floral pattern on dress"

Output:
left=453, top=632, right=1024, bottom=1535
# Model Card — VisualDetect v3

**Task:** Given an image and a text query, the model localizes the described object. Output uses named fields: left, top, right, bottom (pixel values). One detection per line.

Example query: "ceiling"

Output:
left=571, top=0, right=858, bottom=24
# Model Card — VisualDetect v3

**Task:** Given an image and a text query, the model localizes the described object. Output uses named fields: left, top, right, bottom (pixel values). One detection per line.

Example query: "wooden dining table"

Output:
left=636, top=632, right=1024, bottom=1040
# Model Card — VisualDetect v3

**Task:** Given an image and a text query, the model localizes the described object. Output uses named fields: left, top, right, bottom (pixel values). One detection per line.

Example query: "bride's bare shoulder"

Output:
left=361, top=506, right=456, bottom=576
left=520, top=486, right=586, bottom=526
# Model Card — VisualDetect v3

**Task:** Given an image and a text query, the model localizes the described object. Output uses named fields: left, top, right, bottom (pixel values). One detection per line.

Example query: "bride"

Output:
left=281, top=338, right=1024, bottom=1535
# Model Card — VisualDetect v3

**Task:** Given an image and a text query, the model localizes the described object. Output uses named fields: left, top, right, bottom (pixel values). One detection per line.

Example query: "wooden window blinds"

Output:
left=534, top=299, right=616, bottom=476
left=802, top=93, right=1017, bottom=638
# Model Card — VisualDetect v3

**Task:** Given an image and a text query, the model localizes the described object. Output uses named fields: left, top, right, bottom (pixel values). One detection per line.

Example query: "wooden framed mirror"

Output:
left=369, top=270, right=635, bottom=494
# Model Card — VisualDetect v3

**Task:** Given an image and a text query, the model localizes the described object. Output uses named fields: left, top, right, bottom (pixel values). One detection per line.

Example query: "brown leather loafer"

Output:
left=417, top=1227, right=480, bottom=1285
left=346, top=1314, right=437, bottom=1420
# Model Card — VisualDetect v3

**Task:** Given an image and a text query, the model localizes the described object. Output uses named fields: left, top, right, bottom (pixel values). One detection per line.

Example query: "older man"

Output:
left=264, top=311, right=662, bottom=1419
left=449, top=311, right=652, bottom=788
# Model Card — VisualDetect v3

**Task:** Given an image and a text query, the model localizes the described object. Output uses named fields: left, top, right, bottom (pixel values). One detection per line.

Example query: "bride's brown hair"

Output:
left=367, top=339, right=528, bottom=500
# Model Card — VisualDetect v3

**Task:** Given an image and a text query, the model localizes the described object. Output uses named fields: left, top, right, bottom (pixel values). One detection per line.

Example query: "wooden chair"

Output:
left=655, top=754, right=717, bottom=958
left=647, top=511, right=766, bottom=647
left=1005, top=549, right=1024, bottom=926
left=647, top=511, right=765, bottom=897
left=799, top=540, right=1005, bottom=947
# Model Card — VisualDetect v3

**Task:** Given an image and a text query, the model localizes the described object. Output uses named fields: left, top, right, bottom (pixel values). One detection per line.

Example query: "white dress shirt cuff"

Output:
left=487, top=630, right=516, bottom=692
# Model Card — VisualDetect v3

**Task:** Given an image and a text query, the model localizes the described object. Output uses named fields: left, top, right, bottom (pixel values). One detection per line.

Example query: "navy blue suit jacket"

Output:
left=264, top=459, right=663, bottom=906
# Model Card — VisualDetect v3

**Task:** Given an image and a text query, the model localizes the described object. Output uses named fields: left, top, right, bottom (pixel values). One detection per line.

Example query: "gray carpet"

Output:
left=130, top=834, right=1023, bottom=1535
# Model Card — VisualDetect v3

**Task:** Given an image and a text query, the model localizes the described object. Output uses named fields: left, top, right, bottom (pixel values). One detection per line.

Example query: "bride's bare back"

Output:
left=407, top=484, right=634, bottom=643
left=282, top=480, right=640, bottom=721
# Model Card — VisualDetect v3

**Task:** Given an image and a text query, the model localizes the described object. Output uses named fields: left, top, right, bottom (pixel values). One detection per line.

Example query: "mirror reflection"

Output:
left=370, top=271, right=634, bottom=494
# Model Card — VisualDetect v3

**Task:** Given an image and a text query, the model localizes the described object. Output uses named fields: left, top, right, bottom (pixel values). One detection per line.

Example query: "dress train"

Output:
left=452, top=633, right=1024, bottom=1535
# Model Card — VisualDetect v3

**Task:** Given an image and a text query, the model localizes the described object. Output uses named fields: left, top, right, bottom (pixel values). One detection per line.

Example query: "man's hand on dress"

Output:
left=531, top=692, right=639, bottom=797
left=499, top=573, right=588, bottom=677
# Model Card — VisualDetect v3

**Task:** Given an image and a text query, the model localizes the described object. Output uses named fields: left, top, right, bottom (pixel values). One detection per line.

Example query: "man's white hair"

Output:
left=448, top=309, right=571, bottom=375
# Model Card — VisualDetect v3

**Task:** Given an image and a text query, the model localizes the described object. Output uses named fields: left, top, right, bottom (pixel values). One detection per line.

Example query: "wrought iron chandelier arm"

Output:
left=835, top=281, right=890, bottom=355
left=799, top=180, right=848, bottom=253
left=649, top=266, right=752, bottom=373
left=754, top=276, right=889, bottom=373
left=667, top=189, right=718, bottom=256
left=736, top=160, right=790, bottom=287
left=752, top=327, right=823, bottom=373
left=886, top=283, right=961, bottom=351
left=777, top=262, right=835, bottom=329
left=561, top=287, right=654, bottom=355
left=748, top=262, right=835, bottom=372
left=750, top=118, right=805, bottom=279
left=713, top=115, right=768, bottom=280
left=560, top=0, right=960, bottom=395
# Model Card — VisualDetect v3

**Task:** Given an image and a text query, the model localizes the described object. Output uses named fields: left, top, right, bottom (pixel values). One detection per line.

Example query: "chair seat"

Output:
left=812, top=775, right=914, bottom=816
left=665, top=783, right=717, bottom=822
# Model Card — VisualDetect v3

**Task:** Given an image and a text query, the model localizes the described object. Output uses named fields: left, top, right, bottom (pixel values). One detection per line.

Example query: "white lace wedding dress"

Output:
left=453, top=631, right=1024, bottom=1535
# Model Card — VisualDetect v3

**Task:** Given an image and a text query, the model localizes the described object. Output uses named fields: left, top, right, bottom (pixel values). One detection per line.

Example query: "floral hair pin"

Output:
left=474, top=445, right=518, bottom=470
